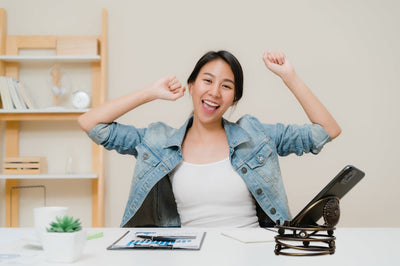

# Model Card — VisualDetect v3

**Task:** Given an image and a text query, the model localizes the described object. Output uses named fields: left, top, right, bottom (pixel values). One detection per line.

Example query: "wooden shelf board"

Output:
left=0, top=108, right=89, bottom=113
left=0, top=173, right=98, bottom=179
left=0, top=108, right=89, bottom=121
left=0, top=55, right=101, bottom=63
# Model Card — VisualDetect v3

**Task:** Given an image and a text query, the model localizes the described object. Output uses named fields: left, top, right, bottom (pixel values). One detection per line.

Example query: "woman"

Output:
left=78, top=50, right=341, bottom=228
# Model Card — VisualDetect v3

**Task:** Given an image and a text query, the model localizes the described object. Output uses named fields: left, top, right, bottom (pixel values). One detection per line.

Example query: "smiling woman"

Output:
left=77, top=49, right=341, bottom=228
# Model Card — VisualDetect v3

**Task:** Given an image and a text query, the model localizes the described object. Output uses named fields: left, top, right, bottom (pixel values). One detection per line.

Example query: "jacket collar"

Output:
left=165, top=116, right=251, bottom=149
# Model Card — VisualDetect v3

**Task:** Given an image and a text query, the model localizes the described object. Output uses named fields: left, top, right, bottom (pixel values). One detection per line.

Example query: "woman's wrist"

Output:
left=280, top=71, right=297, bottom=85
left=136, top=85, right=159, bottom=103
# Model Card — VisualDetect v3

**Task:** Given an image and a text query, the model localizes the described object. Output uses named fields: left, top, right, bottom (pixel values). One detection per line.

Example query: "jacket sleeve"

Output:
left=261, top=122, right=331, bottom=156
left=86, top=122, right=146, bottom=157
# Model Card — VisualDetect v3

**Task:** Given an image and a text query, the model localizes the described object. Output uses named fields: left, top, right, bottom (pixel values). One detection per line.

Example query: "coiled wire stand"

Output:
left=274, top=196, right=339, bottom=256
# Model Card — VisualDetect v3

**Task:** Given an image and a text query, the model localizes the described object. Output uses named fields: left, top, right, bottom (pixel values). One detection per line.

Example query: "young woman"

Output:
left=78, top=50, right=341, bottom=228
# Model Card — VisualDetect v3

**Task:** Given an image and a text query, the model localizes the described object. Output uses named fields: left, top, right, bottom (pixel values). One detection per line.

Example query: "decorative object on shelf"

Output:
left=42, top=215, right=86, bottom=263
left=3, top=157, right=47, bottom=174
left=71, top=90, right=91, bottom=109
left=48, top=64, right=69, bottom=106
left=274, top=196, right=339, bottom=256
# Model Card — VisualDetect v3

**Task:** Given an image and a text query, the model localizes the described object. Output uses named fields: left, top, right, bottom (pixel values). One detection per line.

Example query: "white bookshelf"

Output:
left=0, top=173, right=98, bottom=179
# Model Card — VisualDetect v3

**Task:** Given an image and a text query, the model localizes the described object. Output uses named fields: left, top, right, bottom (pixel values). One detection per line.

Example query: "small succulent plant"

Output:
left=46, top=215, right=82, bottom=233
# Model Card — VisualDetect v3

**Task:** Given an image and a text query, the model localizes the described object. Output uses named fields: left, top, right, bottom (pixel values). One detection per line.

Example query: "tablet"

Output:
left=290, top=165, right=365, bottom=226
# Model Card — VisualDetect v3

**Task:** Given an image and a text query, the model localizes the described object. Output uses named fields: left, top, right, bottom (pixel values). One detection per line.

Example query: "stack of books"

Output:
left=0, top=76, right=35, bottom=110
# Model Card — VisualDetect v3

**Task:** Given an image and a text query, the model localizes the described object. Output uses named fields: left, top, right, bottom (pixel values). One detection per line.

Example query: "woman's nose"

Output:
left=209, top=84, right=221, bottom=97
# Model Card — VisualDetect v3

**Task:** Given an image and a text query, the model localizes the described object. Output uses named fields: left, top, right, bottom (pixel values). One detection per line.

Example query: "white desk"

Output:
left=0, top=227, right=398, bottom=266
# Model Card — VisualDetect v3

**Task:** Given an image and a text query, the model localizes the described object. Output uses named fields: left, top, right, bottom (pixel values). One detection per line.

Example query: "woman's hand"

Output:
left=78, top=75, right=186, bottom=132
left=263, top=51, right=295, bottom=81
left=148, top=75, right=186, bottom=101
left=262, top=51, right=341, bottom=139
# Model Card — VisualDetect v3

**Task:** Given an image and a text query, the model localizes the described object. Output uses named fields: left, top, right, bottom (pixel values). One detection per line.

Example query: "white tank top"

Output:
left=169, top=157, right=259, bottom=228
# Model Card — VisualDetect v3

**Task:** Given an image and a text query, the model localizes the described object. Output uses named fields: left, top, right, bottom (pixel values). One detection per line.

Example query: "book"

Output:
left=16, top=81, right=35, bottom=109
left=13, top=80, right=28, bottom=109
left=0, top=77, right=5, bottom=108
left=0, top=77, right=13, bottom=109
left=0, top=76, right=36, bottom=110
left=107, top=230, right=206, bottom=250
left=7, top=77, right=25, bottom=109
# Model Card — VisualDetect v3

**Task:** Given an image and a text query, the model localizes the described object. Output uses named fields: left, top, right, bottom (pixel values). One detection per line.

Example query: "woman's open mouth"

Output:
left=202, top=99, right=220, bottom=113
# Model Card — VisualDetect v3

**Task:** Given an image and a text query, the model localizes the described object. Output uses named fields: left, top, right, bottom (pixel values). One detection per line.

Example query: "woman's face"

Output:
left=189, top=59, right=235, bottom=126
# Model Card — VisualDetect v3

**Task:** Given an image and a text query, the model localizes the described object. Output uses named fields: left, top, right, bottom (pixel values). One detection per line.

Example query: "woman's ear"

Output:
left=188, top=83, right=193, bottom=95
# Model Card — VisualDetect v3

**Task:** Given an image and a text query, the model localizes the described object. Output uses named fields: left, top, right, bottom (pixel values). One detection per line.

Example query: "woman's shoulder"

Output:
left=146, top=121, right=178, bottom=136
left=234, top=114, right=268, bottom=130
left=233, top=115, right=288, bottom=138
left=224, top=115, right=268, bottom=138
left=144, top=120, right=185, bottom=145
left=235, top=114, right=287, bottom=129
left=236, top=114, right=261, bottom=124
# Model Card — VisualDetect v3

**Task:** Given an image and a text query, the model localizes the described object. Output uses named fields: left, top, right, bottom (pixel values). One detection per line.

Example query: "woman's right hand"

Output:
left=78, top=76, right=185, bottom=132
left=148, top=75, right=186, bottom=101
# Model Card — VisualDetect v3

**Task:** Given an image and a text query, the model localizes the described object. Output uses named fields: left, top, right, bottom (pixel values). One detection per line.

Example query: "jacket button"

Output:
left=270, top=208, right=276, bottom=215
left=143, top=153, right=149, bottom=160
left=256, top=188, right=262, bottom=195
left=257, top=156, right=265, bottom=163
left=241, top=167, right=247, bottom=174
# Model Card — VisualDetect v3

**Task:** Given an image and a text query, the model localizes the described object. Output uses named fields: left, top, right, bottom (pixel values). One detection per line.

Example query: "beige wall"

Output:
left=1, top=0, right=399, bottom=227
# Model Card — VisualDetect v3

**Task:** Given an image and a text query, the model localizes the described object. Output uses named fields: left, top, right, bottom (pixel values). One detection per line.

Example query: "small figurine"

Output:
left=48, top=64, right=68, bottom=106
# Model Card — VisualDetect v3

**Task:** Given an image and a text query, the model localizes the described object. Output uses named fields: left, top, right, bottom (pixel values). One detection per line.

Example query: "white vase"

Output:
left=42, top=229, right=86, bottom=263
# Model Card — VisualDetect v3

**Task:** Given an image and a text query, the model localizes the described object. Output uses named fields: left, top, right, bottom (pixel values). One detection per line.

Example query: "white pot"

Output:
left=42, top=229, right=86, bottom=263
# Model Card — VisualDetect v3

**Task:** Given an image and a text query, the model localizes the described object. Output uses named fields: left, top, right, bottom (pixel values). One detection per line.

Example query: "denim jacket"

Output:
left=87, top=115, right=331, bottom=227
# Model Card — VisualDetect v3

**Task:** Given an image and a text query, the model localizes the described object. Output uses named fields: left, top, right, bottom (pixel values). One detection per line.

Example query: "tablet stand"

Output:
left=274, top=196, right=339, bottom=256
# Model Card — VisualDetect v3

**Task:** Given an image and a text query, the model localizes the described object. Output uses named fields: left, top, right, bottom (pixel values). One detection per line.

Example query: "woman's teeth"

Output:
left=202, top=100, right=220, bottom=109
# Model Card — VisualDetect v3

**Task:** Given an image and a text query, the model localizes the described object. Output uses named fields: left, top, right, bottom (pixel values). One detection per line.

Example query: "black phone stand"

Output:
left=274, top=196, right=340, bottom=256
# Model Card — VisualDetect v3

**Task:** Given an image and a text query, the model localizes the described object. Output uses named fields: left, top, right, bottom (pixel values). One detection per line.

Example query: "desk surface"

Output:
left=0, top=227, right=398, bottom=266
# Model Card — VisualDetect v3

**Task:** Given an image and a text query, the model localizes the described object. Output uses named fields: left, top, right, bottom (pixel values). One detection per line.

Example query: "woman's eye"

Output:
left=222, top=84, right=232, bottom=89
left=203, top=79, right=212, bottom=83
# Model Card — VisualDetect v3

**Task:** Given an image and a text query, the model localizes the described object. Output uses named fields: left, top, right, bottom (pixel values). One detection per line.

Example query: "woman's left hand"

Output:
left=263, top=51, right=295, bottom=81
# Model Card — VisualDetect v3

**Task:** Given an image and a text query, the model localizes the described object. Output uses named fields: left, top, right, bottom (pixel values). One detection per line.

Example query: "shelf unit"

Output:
left=0, top=8, right=107, bottom=227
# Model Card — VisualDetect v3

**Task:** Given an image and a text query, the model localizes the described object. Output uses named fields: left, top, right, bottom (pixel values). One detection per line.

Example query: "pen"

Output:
left=136, top=235, right=196, bottom=242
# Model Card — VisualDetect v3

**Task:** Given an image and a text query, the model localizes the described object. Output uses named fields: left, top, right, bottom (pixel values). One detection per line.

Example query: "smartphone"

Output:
left=290, top=165, right=365, bottom=226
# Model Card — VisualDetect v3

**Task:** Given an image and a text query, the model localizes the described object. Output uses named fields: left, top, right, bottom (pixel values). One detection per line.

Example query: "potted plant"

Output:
left=42, top=215, right=86, bottom=263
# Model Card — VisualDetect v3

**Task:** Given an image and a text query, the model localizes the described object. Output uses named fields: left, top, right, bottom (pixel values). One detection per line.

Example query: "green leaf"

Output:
left=47, top=215, right=82, bottom=233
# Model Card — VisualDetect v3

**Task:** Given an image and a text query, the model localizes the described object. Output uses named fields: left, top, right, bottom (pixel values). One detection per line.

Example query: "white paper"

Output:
left=221, top=228, right=276, bottom=243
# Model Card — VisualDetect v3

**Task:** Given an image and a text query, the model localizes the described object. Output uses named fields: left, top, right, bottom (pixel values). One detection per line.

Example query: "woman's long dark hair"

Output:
left=187, top=50, right=243, bottom=104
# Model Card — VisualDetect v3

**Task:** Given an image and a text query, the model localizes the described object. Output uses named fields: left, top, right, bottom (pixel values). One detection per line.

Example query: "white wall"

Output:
left=1, top=0, right=399, bottom=227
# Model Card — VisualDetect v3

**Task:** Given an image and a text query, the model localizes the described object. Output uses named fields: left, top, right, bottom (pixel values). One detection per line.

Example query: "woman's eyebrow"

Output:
left=203, top=72, right=234, bottom=84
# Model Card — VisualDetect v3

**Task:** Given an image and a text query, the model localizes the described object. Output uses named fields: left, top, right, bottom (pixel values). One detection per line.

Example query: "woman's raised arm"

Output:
left=77, top=75, right=186, bottom=132
left=263, top=51, right=341, bottom=139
